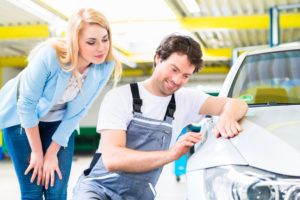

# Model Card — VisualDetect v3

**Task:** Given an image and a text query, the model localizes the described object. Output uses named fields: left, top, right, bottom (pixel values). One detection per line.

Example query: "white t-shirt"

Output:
left=97, top=82, right=209, bottom=148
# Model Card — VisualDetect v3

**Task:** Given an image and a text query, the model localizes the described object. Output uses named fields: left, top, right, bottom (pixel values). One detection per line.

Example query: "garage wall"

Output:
left=1, top=67, right=22, bottom=84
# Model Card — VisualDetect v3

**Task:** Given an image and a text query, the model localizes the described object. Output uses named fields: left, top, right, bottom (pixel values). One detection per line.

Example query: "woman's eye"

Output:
left=87, top=42, right=95, bottom=45
left=102, top=39, right=108, bottom=42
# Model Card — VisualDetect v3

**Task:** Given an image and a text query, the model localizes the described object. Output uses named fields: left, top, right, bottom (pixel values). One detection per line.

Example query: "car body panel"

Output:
left=244, top=105, right=300, bottom=154
left=187, top=105, right=300, bottom=176
left=232, top=107, right=300, bottom=176
left=186, top=127, right=248, bottom=172
left=186, top=43, right=300, bottom=200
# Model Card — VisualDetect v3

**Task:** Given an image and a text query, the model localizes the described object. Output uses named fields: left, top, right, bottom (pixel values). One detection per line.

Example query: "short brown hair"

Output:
left=154, top=34, right=204, bottom=73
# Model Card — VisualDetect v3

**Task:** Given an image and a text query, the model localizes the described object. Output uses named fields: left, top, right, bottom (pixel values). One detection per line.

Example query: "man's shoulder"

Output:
left=174, top=87, right=209, bottom=106
left=104, top=84, right=131, bottom=99
left=175, top=87, right=202, bottom=97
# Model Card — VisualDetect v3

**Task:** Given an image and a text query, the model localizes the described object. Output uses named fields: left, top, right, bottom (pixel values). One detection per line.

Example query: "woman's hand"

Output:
left=42, top=151, right=62, bottom=190
left=24, top=151, right=44, bottom=185
left=42, top=141, right=62, bottom=190
left=24, top=126, right=44, bottom=185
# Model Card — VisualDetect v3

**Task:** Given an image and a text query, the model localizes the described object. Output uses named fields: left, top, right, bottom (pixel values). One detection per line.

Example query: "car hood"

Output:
left=187, top=105, right=300, bottom=176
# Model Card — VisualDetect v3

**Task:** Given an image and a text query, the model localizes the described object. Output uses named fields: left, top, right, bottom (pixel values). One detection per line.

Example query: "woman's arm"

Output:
left=17, top=46, right=56, bottom=128
left=24, top=126, right=44, bottom=186
left=18, top=46, right=59, bottom=186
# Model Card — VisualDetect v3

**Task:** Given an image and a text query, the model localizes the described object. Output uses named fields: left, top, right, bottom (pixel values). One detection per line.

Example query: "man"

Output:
left=72, top=34, right=248, bottom=200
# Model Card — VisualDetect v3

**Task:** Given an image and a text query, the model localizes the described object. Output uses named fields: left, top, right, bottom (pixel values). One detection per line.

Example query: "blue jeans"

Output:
left=3, top=121, right=75, bottom=200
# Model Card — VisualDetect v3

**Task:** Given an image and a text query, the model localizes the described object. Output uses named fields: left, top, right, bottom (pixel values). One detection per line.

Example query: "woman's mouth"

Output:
left=95, top=54, right=104, bottom=59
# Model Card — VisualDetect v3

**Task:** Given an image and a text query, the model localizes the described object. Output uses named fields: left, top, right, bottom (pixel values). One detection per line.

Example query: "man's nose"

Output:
left=171, top=75, right=182, bottom=85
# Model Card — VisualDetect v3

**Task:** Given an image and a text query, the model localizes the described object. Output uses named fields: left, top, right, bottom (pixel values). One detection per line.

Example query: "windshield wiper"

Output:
left=249, top=102, right=300, bottom=107
left=267, top=101, right=281, bottom=106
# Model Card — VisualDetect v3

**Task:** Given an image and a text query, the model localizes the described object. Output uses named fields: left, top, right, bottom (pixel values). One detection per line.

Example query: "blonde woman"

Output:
left=0, top=8, right=121, bottom=200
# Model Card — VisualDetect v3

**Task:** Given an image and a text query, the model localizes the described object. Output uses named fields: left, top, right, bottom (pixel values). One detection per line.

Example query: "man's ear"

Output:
left=155, top=54, right=160, bottom=65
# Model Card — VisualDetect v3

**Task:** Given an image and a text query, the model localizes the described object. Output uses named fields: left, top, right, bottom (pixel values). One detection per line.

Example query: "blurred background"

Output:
left=0, top=0, right=299, bottom=199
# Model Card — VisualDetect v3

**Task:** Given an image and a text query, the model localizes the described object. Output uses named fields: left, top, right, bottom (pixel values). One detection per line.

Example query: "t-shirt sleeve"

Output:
left=97, top=86, right=131, bottom=133
left=178, top=88, right=210, bottom=126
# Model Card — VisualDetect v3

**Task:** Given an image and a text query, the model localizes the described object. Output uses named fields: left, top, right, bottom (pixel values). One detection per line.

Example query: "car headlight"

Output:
left=203, top=165, right=300, bottom=200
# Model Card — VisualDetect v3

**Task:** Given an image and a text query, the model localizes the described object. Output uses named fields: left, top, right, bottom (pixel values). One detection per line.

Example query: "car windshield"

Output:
left=229, top=49, right=300, bottom=105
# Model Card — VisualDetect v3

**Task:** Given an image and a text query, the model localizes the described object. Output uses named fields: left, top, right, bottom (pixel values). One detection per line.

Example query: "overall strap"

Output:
left=164, top=94, right=176, bottom=120
left=130, top=83, right=143, bottom=113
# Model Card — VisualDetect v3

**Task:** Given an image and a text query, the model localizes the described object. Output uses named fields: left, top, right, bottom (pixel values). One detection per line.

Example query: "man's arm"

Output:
left=100, top=129, right=201, bottom=173
left=199, top=96, right=248, bottom=138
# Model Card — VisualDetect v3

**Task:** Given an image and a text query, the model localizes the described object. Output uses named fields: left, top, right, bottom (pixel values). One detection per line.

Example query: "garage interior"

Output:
left=0, top=0, right=300, bottom=199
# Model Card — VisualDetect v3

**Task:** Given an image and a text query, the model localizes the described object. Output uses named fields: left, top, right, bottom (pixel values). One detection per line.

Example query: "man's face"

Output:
left=153, top=52, right=195, bottom=96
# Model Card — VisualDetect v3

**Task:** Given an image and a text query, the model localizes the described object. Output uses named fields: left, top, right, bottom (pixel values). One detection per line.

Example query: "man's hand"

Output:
left=169, top=132, right=202, bottom=160
left=199, top=96, right=247, bottom=139
left=214, top=113, right=243, bottom=138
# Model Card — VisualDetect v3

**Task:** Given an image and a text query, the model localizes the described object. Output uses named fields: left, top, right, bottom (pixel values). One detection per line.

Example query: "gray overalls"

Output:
left=72, top=83, right=176, bottom=200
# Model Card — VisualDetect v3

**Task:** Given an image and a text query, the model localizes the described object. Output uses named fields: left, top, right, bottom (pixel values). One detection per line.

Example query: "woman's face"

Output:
left=78, top=23, right=109, bottom=68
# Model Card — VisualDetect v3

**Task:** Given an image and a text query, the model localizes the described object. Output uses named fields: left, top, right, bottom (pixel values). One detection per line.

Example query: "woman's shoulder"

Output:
left=27, top=44, right=59, bottom=69
left=36, top=38, right=66, bottom=57
left=40, top=45, right=58, bottom=60
left=40, top=46, right=62, bottom=75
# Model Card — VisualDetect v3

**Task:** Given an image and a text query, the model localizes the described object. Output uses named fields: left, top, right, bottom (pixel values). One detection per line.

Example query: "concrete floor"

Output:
left=0, top=154, right=187, bottom=199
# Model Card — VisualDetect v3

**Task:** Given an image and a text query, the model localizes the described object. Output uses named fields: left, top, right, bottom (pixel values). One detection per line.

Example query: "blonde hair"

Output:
left=28, top=8, right=122, bottom=87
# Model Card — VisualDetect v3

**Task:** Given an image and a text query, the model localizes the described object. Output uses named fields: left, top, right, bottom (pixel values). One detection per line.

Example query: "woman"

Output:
left=0, top=8, right=121, bottom=200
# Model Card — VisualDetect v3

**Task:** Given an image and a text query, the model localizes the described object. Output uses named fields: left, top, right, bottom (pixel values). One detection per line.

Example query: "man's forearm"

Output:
left=100, top=130, right=199, bottom=173
left=102, top=146, right=175, bottom=173
left=222, top=98, right=248, bottom=121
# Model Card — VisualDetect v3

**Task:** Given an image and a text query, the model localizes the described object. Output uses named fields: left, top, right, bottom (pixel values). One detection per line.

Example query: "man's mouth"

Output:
left=166, top=80, right=177, bottom=90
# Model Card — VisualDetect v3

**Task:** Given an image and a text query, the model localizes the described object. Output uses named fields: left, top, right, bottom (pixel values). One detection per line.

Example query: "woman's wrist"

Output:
left=46, top=141, right=61, bottom=155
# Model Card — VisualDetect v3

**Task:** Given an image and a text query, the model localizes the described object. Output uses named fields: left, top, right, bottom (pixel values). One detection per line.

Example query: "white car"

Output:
left=186, top=44, right=300, bottom=200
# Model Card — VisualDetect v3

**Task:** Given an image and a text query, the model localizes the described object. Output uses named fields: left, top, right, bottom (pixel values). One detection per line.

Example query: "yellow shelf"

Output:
left=0, top=25, right=49, bottom=39
left=180, top=13, right=300, bottom=30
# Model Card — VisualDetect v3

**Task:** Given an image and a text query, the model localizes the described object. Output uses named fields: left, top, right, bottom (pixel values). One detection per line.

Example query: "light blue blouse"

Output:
left=0, top=45, right=114, bottom=147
